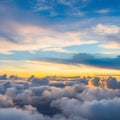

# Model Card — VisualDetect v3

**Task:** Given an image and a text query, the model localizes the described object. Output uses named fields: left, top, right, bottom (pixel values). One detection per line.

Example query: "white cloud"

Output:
left=0, top=94, right=13, bottom=107
left=96, top=9, right=110, bottom=14
left=24, top=105, right=37, bottom=112
left=94, top=24, right=120, bottom=35
left=42, top=47, right=77, bottom=53
left=0, top=108, right=44, bottom=120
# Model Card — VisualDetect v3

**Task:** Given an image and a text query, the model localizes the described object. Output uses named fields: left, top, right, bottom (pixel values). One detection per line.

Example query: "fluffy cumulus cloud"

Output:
left=0, top=108, right=45, bottom=120
left=0, top=75, right=120, bottom=119
left=51, top=97, right=120, bottom=120
left=0, top=94, right=13, bottom=107
left=89, top=76, right=120, bottom=90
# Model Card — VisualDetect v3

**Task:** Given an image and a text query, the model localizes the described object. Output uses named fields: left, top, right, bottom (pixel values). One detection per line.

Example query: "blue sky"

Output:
left=0, top=0, right=120, bottom=76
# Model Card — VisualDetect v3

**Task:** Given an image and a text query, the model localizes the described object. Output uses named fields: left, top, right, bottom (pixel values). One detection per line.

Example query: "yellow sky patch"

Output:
left=0, top=60, right=120, bottom=78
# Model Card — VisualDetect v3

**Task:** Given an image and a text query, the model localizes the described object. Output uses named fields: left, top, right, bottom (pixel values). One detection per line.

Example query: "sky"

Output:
left=0, top=1, right=120, bottom=119
left=0, top=0, right=120, bottom=77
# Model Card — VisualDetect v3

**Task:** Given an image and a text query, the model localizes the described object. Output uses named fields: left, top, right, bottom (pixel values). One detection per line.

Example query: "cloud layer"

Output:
left=0, top=75, right=120, bottom=120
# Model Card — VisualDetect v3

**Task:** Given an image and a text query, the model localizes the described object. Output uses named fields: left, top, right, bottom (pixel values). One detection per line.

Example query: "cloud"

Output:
left=0, top=74, right=7, bottom=80
left=31, top=0, right=52, bottom=11
left=81, top=98, right=120, bottom=120
left=23, top=105, right=37, bottom=112
left=0, top=94, right=13, bottom=107
left=5, top=87, right=17, bottom=99
left=0, top=22, right=97, bottom=54
left=1, top=11, right=120, bottom=55
left=96, top=9, right=111, bottom=14
left=51, top=97, right=120, bottom=120
left=91, top=24, right=120, bottom=49
left=29, top=75, right=49, bottom=86
left=0, top=107, right=87, bottom=120
left=51, top=97, right=86, bottom=119
left=45, top=53, right=120, bottom=70
left=42, top=47, right=76, bottom=53
left=88, top=77, right=100, bottom=87
left=67, top=53, right=120, bottom=69
left=0, top=108, right=44, bottom=120
left=94, top=24, right=120, bottom=35
left=30, top=0, right=85, bottom=16
left=0, top=75, right=120, bottom=119
left=42, top=86, right=76, bottom=100
left=88, top=76, right=120, bottom=90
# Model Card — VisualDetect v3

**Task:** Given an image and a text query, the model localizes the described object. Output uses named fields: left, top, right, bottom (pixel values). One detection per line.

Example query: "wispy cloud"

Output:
left=0, top=22, right=97, bottom=54
left=96, top=9, right=111, bottom=14
left=30, top=0, right=52, bottom=11
left=30, top=0, right=86, bottom=16
left=42, top=47, right=77, bottom=53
